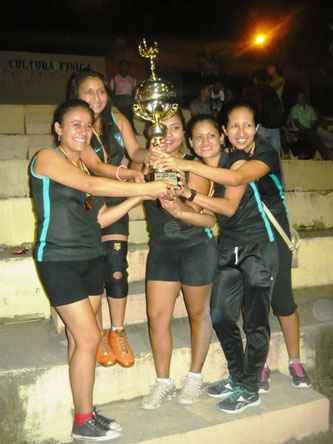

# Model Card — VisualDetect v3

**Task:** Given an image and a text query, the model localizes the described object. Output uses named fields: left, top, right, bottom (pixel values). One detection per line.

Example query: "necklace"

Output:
left=58, top=145, right=93, bottom=211
left=92, top=128, right=107, bottom=164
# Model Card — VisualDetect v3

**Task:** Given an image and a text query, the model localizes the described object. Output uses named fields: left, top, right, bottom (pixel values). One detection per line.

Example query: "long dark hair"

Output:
left=66, top=70, right=113, bottom=150
left=52, top=99, right=94, bottom=144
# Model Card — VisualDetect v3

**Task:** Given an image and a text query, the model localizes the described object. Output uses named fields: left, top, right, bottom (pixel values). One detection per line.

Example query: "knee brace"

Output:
left=104, top=241, right=129, bottom=299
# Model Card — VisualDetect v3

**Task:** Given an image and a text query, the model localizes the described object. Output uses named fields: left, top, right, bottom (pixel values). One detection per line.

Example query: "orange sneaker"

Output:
left=109, top=328, right=135, bottom=368
left=96, top=330, right=117, bottom=367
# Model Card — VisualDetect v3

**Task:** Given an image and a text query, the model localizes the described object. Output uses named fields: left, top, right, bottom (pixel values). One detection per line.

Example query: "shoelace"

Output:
left=100, top=334, right=110, bottom=355
left=115, top=330, right=129, bottom=354
left=87, top=417, right=108, bottom=433
left=227, top=386, right=243, bottom=401
left=180, top=376, right=203, bottom=395
left=290, top=361, right=305, bottom=377
left=146, top=382, right=173, bottom=402
left=94, top=408, right=115, bottom=425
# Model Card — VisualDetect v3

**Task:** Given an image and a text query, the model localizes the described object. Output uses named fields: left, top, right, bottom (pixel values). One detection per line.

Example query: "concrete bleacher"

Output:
left=0, top=105, right=332, bottom=443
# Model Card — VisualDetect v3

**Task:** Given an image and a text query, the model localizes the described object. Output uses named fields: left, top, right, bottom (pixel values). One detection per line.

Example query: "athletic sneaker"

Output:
left=109, top=328, right=135, bottom=368
left=177, top=374, right=204, bottom=405
left=141, top=379, right=176, bottom=410
left=207, top=376, right=235, bottom=399
left=289, top=361, right=312, bottom=388
left=72, top=416, right=121, bottom=441
left=96, top=330, right=117, bottom=367
left=216, top=386, right=261, bottom=414
left=93, top=407, right=122, bottom=431
left=259, top=365, right=270, bottom=394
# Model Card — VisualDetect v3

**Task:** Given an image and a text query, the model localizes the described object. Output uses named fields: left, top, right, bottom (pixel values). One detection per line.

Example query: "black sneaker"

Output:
left=93, top=407, right=122, bottom=431
left=259, top=365, right=270, bottom=394
left=207, top=376, right=235, bottom=399
left=216, top=386, right=261, bottom=414
left=289, top=361, right=312, bottom=388
left=72, top=416, right=121, bottom=441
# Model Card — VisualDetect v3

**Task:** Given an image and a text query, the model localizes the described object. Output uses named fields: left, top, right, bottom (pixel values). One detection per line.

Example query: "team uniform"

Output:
left=91, top=113, right=129, bottom=300
left=209, top=151, right=278, bottom=408
left=31, top=146, right=105, bottom=306
left=144, top=161, right=218, bottom=286
left=232, top=137, right=297, bottom=316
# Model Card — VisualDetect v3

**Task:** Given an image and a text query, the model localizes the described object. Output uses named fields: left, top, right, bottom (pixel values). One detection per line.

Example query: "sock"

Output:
left=157, top=377, right=172, bottom=384
left=188, top=371, right=203, bottom=379
left=74, top=412, right=93, bottom=425
left=289, top=358, right=301, bottom=364
left=112, top=325, right=123, bottom=331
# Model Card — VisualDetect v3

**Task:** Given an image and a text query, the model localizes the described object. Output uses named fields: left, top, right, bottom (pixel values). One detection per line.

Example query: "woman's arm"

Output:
left=34, top=149, right=168, bottom=198
left=159, top=198, right=216, bottom=228
left=155, top=153, right=270, bottom=187
left=80, top=144, right=144, bottom=182
left=182, top=160, right=247, bottom=216
left=98, top=196, right=144, bottom=228
left=113, top=112, right=147, bottom=163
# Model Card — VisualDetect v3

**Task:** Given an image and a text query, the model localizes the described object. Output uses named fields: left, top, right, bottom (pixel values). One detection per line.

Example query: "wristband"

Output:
left=186, top=189, right=197, bottom=202
left=116, top=164, right=128, bottom=181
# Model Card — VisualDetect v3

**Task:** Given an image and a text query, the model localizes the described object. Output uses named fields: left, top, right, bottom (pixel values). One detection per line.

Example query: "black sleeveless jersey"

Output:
left=214, top=152, right=274, bottom=247
left=31, top=146, right=104, bottom=261
left=143, top=155, right=214, bottom=249
left=90, top=112, right=128, bottom=236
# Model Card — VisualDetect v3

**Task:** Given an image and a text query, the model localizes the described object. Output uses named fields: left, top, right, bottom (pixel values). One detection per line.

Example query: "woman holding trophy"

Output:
left=141, top=110, right=219, bottom=410
left=67, top=70, right=148, bottom=369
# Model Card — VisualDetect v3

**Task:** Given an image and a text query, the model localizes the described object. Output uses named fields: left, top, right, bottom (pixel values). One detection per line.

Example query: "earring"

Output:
left=57, top=134, right=60, bottom=142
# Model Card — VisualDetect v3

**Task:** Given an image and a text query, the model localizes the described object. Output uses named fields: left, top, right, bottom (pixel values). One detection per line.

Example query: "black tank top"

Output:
left=90, top=112, right=129, bottom=236
left=143, top=156, right=213, bottom=249
left=31, top=146, right=104, bottom=261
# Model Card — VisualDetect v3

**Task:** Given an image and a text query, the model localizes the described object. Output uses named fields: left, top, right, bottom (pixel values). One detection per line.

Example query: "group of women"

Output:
left=30, top=69, right=310, bottom=442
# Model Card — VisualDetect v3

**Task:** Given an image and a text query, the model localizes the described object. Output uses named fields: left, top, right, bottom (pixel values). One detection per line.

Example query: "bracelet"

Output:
left=116, top=164, right=128, bottom=181
left=186, top=189, right=197, bottom=202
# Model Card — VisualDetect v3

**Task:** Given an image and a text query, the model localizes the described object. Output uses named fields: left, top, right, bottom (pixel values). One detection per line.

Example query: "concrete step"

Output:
left=1, top=232, right=333, bottom=324
left=85, top=372, right=328, bottom=444
left=0, top=134, right=54, bottom=160
left=1, top=190, right=332, bottom=246
left=0, top=285, right=331, bottom=443
left=0, top=198, right=149, bottom=246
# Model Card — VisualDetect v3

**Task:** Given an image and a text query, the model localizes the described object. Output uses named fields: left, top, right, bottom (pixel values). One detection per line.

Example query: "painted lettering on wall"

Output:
left=8, top=60, right=91, bottom=71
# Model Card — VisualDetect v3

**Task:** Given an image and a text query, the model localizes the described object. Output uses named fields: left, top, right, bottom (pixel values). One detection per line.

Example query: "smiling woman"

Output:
left=30, top=99, right=169, bottom=441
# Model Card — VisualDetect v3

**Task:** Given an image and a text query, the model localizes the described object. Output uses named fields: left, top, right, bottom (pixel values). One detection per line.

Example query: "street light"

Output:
left=255, top=34, right=266, bottom=45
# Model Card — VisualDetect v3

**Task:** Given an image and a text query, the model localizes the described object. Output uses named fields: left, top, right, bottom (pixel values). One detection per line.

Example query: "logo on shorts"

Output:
left=114, top=242, right=121, bottom=251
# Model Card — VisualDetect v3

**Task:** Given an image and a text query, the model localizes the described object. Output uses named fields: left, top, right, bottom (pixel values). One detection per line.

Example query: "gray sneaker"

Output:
left=207, top=376, right=235, bottom=398
left=177, top=375, right=204, bottom=405
left=72, top=416, right=121, bottom=441
left=141, top=379, right=176, bottom=410
left=93, top=407, right=122, bottom=431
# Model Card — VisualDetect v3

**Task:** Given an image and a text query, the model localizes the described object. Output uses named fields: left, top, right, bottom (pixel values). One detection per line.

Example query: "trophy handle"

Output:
left=163, top=103, right=179, bottom=121
left=132, top=104, right=152, bottom=122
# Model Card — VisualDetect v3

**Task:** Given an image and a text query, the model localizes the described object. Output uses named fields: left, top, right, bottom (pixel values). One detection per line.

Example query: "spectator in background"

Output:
left=189, top=79, right=213, bottom=117
left=289, top=91, right=329, bottom=160
left=267, top=64, right=285, bottom=105
left=211, top=78, right=225, bottom=119
left=110, top=60, right=138, bottom=133
left=243, top=69, right=283, bottom=156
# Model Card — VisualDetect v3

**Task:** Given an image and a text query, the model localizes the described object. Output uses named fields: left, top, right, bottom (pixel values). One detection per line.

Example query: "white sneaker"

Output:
left=141, top=379, right=176, bottom=410
left=177, top=374, right=204, bottom=405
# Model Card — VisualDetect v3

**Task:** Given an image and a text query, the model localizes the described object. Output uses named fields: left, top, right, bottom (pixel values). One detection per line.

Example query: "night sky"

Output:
left=0, top=0, right=332, bottom=59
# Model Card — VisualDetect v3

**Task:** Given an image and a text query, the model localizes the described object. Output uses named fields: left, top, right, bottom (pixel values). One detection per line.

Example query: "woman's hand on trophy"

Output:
left=154, top=154, right=190, bottom=172
left=181, top=183, right=192, bottom=200
left=159, top=196, right=182, bottom=218
left=145, top=180, right=170, bottom=198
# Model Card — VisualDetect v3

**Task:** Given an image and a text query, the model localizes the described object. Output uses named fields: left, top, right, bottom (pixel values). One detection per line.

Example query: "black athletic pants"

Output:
left=210, top=242, right=276, bottom=393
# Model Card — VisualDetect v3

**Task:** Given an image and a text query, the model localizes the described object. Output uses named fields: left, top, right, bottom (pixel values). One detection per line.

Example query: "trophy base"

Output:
left=146, top=171, right=179, bottom=186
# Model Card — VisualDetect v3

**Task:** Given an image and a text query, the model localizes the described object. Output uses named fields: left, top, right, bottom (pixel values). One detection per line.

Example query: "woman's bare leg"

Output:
left=146, top=280, right=181, bottom=377
left=182, top=284, right=213, bottom=372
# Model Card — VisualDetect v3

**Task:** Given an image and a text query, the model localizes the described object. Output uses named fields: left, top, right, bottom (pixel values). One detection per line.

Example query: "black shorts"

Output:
left=146, top=237, right=218, bottom=286
left=270, top=226, right=297, bottom=316
left=36, top=256, right=104, bottom=306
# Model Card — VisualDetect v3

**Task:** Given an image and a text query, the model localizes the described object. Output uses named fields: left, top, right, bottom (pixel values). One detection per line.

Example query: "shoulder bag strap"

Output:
left=262, top=202, right=296, bottom=253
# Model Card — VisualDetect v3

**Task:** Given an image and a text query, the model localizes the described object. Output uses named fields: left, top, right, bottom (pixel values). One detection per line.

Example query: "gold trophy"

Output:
left=133, top=39, right=179, bottom=185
